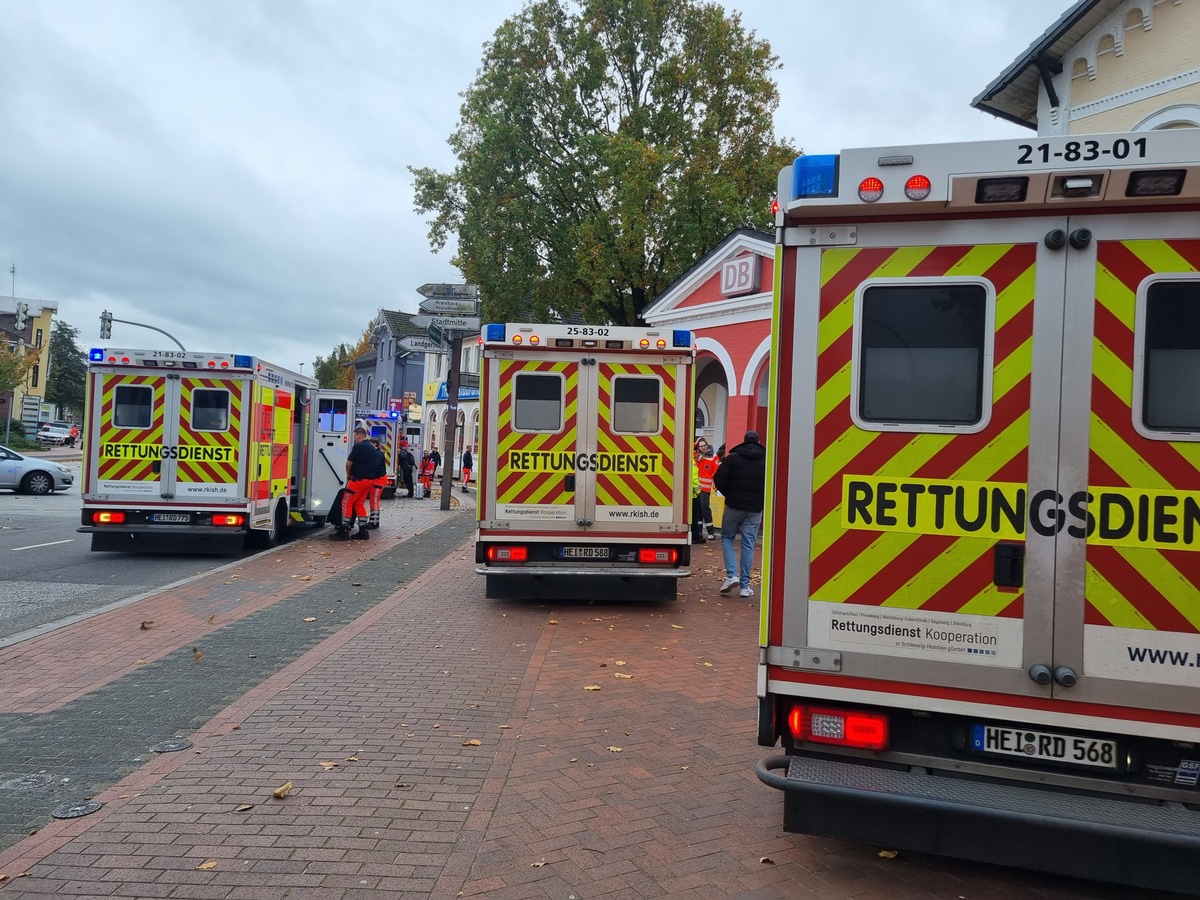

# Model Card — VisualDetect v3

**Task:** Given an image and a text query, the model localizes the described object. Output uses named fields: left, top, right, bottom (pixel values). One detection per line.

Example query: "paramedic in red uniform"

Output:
left=333, top=427, right=380, bottom=541
left=367, top=438, right=387, bottom=529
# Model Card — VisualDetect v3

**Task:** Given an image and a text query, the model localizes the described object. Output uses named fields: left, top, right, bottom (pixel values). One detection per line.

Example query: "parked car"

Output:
left=37, top=421, right=75, bottom=445
left=0, top=444, right=74, bottom=494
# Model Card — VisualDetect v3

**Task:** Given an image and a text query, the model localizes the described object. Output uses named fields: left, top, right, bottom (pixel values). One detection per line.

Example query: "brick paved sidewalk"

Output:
left=0, top=539, right=1158, bottom=899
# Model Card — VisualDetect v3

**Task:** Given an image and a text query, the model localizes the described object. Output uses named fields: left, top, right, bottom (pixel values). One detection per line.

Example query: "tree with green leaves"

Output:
left=411, top=0, right=797, bottom=326
left=314, top=328, right=374, bottom=390
left=47, top=319, right=87, bottom=419
left=1, top=342, right=37, bottom=439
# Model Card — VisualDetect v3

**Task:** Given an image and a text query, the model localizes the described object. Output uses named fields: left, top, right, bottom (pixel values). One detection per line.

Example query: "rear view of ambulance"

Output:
left=475, top=323, right=695, bottom=600
left=756, top=130, right=1200, bottom=893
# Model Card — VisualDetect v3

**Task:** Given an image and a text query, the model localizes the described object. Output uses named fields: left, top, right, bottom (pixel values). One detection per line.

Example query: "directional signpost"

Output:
left=399, top=335, right=443, bottom=354
left=415, top=284, right=481, bottom=510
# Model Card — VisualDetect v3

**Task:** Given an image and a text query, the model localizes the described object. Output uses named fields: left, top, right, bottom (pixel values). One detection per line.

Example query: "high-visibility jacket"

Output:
left=696, top=456, right=718, bottom=493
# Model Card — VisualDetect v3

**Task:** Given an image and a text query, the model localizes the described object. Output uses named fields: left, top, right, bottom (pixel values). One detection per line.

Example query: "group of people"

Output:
left=694, top=430, right=766, bottom=599
left=330, top=429, right=472, bottom=541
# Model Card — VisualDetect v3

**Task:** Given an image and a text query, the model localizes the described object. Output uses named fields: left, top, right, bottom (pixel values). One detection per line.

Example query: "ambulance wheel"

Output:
left=251, top=501, right=288, bottom=549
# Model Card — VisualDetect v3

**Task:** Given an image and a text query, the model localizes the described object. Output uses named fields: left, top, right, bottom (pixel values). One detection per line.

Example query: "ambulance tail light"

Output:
left=212, top=514, right=245, bottom=527
left=904, top=174, right=932, bottom=201
left=787, top=704, right=889, bottom=752
left=857, top=176, right=884, bottom=203
left=91, top=511, right=125, bottom=524
left=638, top=548, right=679, bottom=565
left=488, top=545, right=528, bottom=562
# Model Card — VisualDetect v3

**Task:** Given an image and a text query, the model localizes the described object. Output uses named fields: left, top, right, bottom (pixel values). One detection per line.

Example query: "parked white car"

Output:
left=37, top=422, right=74, bottom=445
left=0, top=445, right=74, bottom=494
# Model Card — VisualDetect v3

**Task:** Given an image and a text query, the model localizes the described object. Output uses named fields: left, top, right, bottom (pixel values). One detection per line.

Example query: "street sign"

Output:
left=416, top=282, right=478, bottom=300
left=427, top=323, right=445, bottom=347
left=398, top=336, right=445, bottom=354
left=411, top=314, right=482, bottom=332
left=418, top=296, right=479, bottom=316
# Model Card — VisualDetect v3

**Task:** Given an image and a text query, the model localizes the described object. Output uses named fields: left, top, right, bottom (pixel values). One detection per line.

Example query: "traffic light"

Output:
left=100, top=310, right=113, bottom=339
left=13, top=302, right=28, bottom=331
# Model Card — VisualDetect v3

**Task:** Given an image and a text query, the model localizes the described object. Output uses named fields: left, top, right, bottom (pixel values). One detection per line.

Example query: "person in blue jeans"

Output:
left=714, top=430, right=766, bottom=598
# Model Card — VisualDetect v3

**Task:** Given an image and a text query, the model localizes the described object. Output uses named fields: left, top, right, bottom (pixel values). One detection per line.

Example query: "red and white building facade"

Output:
left=642, top=227, right=773, bottom=452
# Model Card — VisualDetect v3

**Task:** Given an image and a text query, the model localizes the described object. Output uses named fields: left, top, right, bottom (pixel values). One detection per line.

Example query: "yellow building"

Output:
left=1, top=297, right=59, bottom=434
left=975, top=0, right=1200, bottom=134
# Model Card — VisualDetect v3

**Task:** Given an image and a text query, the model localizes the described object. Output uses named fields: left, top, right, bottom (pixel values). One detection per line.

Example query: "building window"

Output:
left=853, top=281, right=992, bottom=431
left=35, top=329, right=43, bottom=347
left=30, top=364, right=39, bottom=388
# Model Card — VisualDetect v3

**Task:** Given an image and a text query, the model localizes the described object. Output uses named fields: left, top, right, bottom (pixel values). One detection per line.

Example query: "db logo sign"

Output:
left=720, top=255, right=761, bottom=297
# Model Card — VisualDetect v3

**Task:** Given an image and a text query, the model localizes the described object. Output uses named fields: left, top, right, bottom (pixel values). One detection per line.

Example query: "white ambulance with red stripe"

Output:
left=79, top=347, right=355, bottom=552
left=474, top=322, right=695, bottom=601
left=756, top=129, right=1200, bottom=892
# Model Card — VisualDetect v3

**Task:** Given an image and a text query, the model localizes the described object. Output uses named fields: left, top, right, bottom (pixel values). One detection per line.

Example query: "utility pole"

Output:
left=440, top=333, right=463, bottom=511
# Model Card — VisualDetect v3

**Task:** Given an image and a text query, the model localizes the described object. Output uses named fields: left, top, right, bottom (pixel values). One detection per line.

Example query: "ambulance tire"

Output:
left=251, top=501, right=288, bottom=549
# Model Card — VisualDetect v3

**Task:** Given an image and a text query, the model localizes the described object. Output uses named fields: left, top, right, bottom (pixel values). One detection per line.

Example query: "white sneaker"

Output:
left=720, top=576, right=738, bottom=593
left=739, top=587, right=753, bottom=597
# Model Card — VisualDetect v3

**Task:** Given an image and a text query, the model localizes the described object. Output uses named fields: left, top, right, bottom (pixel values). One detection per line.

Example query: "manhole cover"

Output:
left=150, top=739, right=193, bottom=753
left=51, top=800, right=102, bottom=819
left=2, top=774, right=54, bottom=790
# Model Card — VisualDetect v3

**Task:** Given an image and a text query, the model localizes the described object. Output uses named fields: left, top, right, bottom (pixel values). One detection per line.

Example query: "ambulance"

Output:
left=755, top=129, right=1200, bottom=892
left=474, top=322, right=695, bottom=600
left=357, top=410, right=404, bottom=497
left=79, top=347, right=355, bottom=553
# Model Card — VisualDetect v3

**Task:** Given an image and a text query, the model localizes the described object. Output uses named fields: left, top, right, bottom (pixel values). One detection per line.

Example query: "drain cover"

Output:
left=1, top=774, right=54, bottom=790
left=150, top=739, right=193, bottom=753
left=51, top=800, right=102, bottom=819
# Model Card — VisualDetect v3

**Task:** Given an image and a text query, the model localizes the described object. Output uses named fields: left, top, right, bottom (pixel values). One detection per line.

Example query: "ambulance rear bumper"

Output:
left=756, top=754, right=1200, bottom=894
left=476, top=565, right=690, bottom=578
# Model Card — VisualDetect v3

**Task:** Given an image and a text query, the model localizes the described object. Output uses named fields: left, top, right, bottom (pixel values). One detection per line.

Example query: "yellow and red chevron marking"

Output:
left=1087, top=238, right=1200, bottom=634
left=176, top=378, right=242, bottom=485
left=96, top=374, right=166, bottom=482
left=810, top=243, right=1036, bottom=618
left=595, top=363, right=675, bottom=508
left=495, top=360, right=577, bottom=506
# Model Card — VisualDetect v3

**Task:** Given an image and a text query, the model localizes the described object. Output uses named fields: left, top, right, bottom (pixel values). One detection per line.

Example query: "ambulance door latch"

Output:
left=564, top=474, right=576, bottom=492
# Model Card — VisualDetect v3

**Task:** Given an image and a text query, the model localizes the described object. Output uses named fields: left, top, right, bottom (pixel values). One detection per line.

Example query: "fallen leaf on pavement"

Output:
left=584, top=685, right=601, bottom=692
left=234, top=804, right=254, bottom=812
left=615, top=660, right=626, bottom=666
left=703, top=662, right=714, bottom=668
left=272, top=781, right=293, bottom=799
left=207, top=615, right=217, bottom=625
left=759, top=856, right=775, bottom=865
left=607, top=746, right=623, bottom=752
left=345, top=755, right=359, bottom=762
left=614, top=673, right=633, bottom=679
left=319, top=761, right=340, bottom=770
left=140, top=621, right=154, bottom=630
left=193, top=649, right=203, bottom=661
left=462, top=739, right=482, bottom=746
left=531, top=860, right=547, bottom=868
left=303, top=617, right=317, bottom=623
left=671, top=624, right=684, bottom=629
left=196, top=860, right=217, bottom=870
left=352, top=582, right=362, bottom=586
left=878, top=849, right=899, bottom=859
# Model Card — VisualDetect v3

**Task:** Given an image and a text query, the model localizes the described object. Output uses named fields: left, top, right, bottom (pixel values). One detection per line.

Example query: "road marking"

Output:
left=11, top=539, right=76, bottom=551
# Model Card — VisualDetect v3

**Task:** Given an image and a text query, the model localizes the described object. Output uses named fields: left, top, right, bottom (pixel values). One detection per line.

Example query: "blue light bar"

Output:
left=793, top=154, right=839, bottom=199
left=234, top=354, right=253, bottom=368
left=89, top=348, right=105, bottom=361
left=389, top=410, right=399, bottom=419
left=484, top=323, right=506, bottom=342
left=672, top=330, right=691, bottom=348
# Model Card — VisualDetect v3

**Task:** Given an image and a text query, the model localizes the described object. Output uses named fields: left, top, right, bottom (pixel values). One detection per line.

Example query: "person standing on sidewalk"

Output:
left=332, top=427, right=380, bottom=541
left=461, top=447, right=473, bottom=493
left=714, top=430, right=766, bottom=597
left=695, top=439, right=718, bottom=539
left=367, top=438, right=388, bottom=529
left=399, top=442, right=416, bottom=498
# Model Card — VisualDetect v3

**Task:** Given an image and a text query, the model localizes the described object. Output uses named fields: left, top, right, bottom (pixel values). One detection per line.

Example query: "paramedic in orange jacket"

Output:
left=695, top=439, right=718, bottom=539
left=332, top=427, right=380, bottom=541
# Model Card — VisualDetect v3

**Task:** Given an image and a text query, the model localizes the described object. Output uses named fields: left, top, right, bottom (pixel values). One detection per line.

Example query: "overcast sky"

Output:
left=1, top=0, right=1072, bottom=371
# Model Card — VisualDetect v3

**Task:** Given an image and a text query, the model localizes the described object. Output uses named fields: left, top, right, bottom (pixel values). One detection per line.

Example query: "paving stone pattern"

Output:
left=0, top=530, right=1179, bottom=898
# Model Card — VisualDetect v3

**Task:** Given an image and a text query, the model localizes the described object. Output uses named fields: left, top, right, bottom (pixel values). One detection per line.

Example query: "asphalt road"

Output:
left=0, top=461, right=309, bottom=645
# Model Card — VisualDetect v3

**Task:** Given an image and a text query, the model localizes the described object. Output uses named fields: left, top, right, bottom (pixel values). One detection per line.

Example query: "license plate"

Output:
left=559, top=546, right=610, bottom=559
left=151, top=513, right=191, bottom=524
left=971, top=724, right=1119, bottom=769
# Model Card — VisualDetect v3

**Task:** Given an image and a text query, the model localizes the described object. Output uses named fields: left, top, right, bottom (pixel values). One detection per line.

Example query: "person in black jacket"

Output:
left=714, top=430, right=766, bottom=597
left=399, top=443, right=416, bottom=498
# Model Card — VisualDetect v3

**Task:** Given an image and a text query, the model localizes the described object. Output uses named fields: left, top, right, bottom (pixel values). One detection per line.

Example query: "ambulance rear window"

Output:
left=317, top=398, right=349, bottom=433
left=113, top=385, right=153, bottom=429
left=514, top=373, right=563, bottom=431
left=613, top=377, right=661, bottom=434
left=856, top=283, right=989, bottom=428
left=192, top=389, right=229, bottom=431
left=1142, top=280, right=1200, bottom=431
